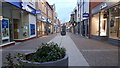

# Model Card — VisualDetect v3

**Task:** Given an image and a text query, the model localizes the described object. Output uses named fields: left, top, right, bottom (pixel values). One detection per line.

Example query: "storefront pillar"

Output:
left=107, top=9, right=110, bottom=38
left=98, top=12, right=101, bottom=37
left=0, top=1, right=2, bottom=45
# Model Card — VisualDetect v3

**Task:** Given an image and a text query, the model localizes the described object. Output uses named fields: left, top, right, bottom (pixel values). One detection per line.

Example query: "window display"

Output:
left=2, top=18, right=9, bottom=40
left=100, top=11, right=108, bottom=36
left=110, top=5, right=120, bottom=39
left=30, top=24, right=35, bottom=36
left=91, top=13, right=99, bottom=36
left=23, top=26, right=28, bottom=37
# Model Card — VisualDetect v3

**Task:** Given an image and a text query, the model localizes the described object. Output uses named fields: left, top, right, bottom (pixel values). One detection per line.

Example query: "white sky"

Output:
left=46, top=0, right=77, bottom=24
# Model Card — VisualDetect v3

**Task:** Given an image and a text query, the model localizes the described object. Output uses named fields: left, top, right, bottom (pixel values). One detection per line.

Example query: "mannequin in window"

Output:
left=110, top=19, right=114, bottom=27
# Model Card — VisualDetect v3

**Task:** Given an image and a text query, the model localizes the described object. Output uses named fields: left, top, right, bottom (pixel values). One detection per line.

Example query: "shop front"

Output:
left=109, top=4, right=120, bottom=45
left=47, top=18, right=52, bottom=34
left=82, top=13, right=89, bottom=37
left=0, top=1, right=37, bottom=47
left=37, top=21, right=45, bottom=37
left=0, top=2, right=19, bottom=47
left=91, top=1, right=120, bottom=46
left=12, top=2, right=36, bottom=42
left=91, top=10, right=108, bottom=40
left=82, top=1, right=90, bottom=38
left=37, top=14, right=47, bottom=37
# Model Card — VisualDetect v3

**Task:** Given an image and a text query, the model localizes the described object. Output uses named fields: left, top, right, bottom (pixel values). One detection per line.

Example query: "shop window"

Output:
left=110, top=5, right=120, bottom=39
left=100, top=11, right=108, bottom=36
left=1, top=18, right=10, bottom=43
left=30, top=24, right=35, bottom=36
left=91, top=13, right=99, bottom=36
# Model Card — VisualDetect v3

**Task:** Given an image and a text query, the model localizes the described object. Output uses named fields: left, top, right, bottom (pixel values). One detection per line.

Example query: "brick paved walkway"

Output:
left=69, top=33, right=119, bottom=66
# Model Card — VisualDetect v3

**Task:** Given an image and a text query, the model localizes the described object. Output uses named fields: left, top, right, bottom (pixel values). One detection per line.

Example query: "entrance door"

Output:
left=13, top=19, right=18, bottom=39
left=84, top=19, right=89, bottom=37
left=82, top=21, right=85, bottom=36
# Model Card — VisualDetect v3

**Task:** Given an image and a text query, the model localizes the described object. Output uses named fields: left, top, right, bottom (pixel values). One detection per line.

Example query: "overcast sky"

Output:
left=46, top=0, right=77, bottom=24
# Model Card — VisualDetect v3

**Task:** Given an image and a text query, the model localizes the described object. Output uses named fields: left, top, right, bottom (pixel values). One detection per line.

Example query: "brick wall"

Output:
left=90, top=0, right=106, bottom=9
left=90, top=2, right=102, bottom=9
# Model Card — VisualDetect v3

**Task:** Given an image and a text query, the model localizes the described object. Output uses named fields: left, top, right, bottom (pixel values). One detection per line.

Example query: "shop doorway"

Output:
left=13, top=19, right=19, bottom=39
left=82, top=21, right=85, bottom=36
left=84, top=19, right=89, bottom=37
left=82, top=19, right=89, bottom=37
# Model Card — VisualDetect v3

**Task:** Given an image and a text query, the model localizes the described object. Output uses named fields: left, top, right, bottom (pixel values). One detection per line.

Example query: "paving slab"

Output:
left=49, top=33, right=89, bottom=66
left=69, top=33, right=119, bottom=66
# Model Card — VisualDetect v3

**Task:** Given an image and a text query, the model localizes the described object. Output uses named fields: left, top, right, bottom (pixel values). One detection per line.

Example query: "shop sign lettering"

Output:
left=100, top=3, right=107, bottom=10
left=21, top=0, right=33, bottom=13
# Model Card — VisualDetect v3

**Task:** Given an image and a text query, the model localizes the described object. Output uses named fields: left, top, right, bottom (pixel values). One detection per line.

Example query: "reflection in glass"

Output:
left=91, top=13, right=99, bottom=36
left=110, top=5, right=119, bottom=39
left=100, top=11, right=107, bottom=36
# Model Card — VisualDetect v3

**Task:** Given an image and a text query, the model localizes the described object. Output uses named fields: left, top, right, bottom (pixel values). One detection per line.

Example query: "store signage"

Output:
left=21, top=0, right=36, bottom=14
left=21, top=2, right=33, bottom=12
left=4, top=0, right=22, bottom=8
left=36, top=10, right=41, bottom=14
left=100, top=3, right=107, bottom=10
left=83, top=13, right=89, bottom=18
left=48, top=19, right=52, bottom=23
left=41, top=16, right=46, bottom=22
left=4, top=0, right=36, bottom=14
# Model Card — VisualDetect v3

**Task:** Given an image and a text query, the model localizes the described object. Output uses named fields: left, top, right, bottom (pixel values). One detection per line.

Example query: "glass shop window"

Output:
left=110, top=5, right=120, bottom=39
left=100, top=11, right=108, bottom=36
left=91, top=13, right=99, bottom=36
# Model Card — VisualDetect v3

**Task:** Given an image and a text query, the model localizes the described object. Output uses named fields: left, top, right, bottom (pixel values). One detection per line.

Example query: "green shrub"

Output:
left=3, top=42, right=66, bottom=68
left=27, top=42, right=66, bottom=62
left=2, top=53, right=25, bottom=68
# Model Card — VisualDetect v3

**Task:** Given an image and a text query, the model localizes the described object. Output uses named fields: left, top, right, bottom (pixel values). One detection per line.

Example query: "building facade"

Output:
left=90, top=0, right=120, bottom=46
left=36, top=0, right=56, bottom=37
left=0, top=0, right=37, bottom=47
left=36, top=0, right=48, bottom=37
left=77, top=0, right=90, bottom=37
left=71, top=0, right=120, bottom=46
left=70, top=13, right=75, bottom=34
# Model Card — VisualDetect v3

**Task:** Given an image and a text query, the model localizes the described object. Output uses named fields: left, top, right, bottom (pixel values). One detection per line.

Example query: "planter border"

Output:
left=21, top=52, right=68, bottom=66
